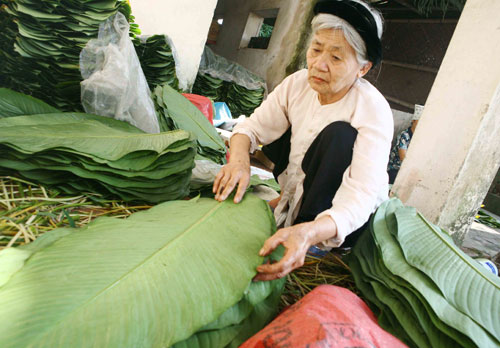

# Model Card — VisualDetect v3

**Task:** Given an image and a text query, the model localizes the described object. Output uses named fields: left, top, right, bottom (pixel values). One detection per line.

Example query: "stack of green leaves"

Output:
left=192, top=77, right=265, bottom=118
left=347, top=198, right=500, bottom=348
left=192, top=47, right=266, bottom=117
left=134, top=34, right=180, bottom=91
left=1, top=0, right=138, bottom=111
left=153, top=83, right=227, bottom=164
left=0, top=1, right=20, bottom=90
left=0, top=194, right=285, bottom=347
left=192, top=73, right=226, bottom=101
left=225, top=82, right=265, bottom=117
left=0, top=88, right=196, bottom=204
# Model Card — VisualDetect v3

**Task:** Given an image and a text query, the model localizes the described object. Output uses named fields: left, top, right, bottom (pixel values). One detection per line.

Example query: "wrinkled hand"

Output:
left=254, top=222, right=313, bottom=281
left=213, top=161, right=250, bottom=203
left=254, top=216, right=338, bottom=281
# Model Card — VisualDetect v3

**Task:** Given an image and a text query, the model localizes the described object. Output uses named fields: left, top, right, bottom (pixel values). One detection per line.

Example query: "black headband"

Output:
left=313, top=0, right=382, bottom=66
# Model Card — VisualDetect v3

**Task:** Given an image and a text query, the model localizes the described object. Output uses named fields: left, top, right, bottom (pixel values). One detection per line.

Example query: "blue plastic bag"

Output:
left=213, top=102, right=232, bottom=127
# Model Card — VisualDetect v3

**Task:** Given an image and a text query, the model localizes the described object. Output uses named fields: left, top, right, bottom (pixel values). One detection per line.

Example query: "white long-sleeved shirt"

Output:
left=233, top=69, right=393, bottom=247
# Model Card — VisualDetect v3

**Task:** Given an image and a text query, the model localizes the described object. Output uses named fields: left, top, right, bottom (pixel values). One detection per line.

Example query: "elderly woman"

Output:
left=213, top=0, right=393, bottom=281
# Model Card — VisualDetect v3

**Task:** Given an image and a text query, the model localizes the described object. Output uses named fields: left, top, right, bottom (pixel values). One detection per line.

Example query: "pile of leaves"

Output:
left=153, top=84, right=227, bottom=164
left=192, top=77, right=265, bottom=118
left=0, top=1, right=18, bottom=89
left=347, top=198, right=500, bottom=348
left=192, top=73, right=225, bottom=101
left=134, top=34, right=179, bottom=91
left=0, top=0, right=138, bottom=111
left=0, top=194, right=285, bottom=347
left=193, top=47, right=266, bottom=117
left=225, top=83, right=265, bottom=117
left=0, top=88, right=196, bottom=204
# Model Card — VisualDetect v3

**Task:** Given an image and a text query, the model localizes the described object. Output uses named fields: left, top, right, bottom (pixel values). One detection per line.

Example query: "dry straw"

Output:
left=0, top=176, right=151, bottom=249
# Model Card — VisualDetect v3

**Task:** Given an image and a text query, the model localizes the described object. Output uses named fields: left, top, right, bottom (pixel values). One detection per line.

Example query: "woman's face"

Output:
left=306, top=28, right=371, bottom=104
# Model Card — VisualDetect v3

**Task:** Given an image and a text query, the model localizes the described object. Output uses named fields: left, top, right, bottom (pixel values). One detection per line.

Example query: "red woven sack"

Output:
left=182, top=93, right=214, bottom=124
left=241, top=285, right=407, bottom=348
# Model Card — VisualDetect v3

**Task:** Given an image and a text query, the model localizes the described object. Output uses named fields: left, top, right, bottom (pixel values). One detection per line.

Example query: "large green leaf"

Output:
left=394, top=207, right=500, bottom=342
left=0, top=88, right=59, bottom=117
left=0, top=194, right=277, bottom=347
left=173, top=275, right=286, bottom=348
left=153, top=83, right=226, bottom=164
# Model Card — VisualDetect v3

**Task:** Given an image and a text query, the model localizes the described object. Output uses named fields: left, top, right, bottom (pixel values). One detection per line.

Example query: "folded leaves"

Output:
left=346, top=198, right=500, bottom=348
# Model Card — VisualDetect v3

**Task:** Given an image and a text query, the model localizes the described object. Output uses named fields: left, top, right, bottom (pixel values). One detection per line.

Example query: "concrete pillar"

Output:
left=391, top=0, right=500, bottom=244
left=129, top=0, right=218, bottom=90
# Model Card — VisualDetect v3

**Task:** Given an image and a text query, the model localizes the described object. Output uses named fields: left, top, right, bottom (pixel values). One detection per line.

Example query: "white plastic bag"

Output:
left=80, top=12, right=159, bottom=133
left=198, top=46, right=266, bottom=91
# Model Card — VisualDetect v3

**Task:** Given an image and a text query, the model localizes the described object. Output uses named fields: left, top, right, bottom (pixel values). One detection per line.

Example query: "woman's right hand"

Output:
left=213, top=133, right=252, bottom=203
left=213, top=161, right=250, bottom=203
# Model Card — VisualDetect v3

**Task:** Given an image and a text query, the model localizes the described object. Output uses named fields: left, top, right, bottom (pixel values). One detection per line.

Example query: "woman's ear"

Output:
left=358, top=62, right=373, bottom=78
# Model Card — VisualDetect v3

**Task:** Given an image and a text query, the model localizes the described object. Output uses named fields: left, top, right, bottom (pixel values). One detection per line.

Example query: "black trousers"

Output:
left=262, top=121, right=367, bottom=248
left=388, top=168, right=398, bottom=185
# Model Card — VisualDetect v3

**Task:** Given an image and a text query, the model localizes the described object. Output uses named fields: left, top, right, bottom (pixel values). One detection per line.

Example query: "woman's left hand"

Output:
left=254, top=216, right=338, bottom=281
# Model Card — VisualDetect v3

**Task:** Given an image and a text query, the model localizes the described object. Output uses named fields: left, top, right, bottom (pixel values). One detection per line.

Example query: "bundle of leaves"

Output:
left=224, top=82, right=265, bottom=118
left=346, top=198, right=500, bottom=348
left=134, top=34, right=179, bottom=91
left=0, top=88, right=196, bottom=204
left=0, top=1, right=20, bottom=90
left=192, top=47, right=266, bottom=117
left=192, top=77, right=265, bottom=118
left=0, top=194, right=285, bottom=347
left=1, top=0, right=138, bottom=111
left=192, top=73, right=225, bottom=101
left=153, top=84, right=227, bottom=164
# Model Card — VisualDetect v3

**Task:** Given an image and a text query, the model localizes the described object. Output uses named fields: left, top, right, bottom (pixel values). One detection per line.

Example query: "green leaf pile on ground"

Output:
left=192, top=77, right=265, bottom=118
left=192, top=73, right=225, bottom=101
left=225, top=82, right=265, bottom=118
left=0, top=194, right=284, bottom=347
left=0, top=0, right=137, bottom=111
left=0, top=88, right=196, bottom=204
left=347, top=198, right=500, bottom=348
left=134, top=34, right=179, bottom=91
left=0, top=1, right=19, bottom=89
left=192, top=47, right=266, bottom=117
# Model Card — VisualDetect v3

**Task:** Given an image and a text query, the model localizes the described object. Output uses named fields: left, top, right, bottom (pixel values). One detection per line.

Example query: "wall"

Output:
left=212, top=0, right=315, bottom=91
left=391, top=0, right=500, bottom=243
left=365, top=19, right=458, bottom=113
left=129, top=0, right=218, bottom=90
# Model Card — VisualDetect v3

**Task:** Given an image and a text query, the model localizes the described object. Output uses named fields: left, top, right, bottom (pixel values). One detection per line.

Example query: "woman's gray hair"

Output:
left=311, top=0, right=383, bottom=67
